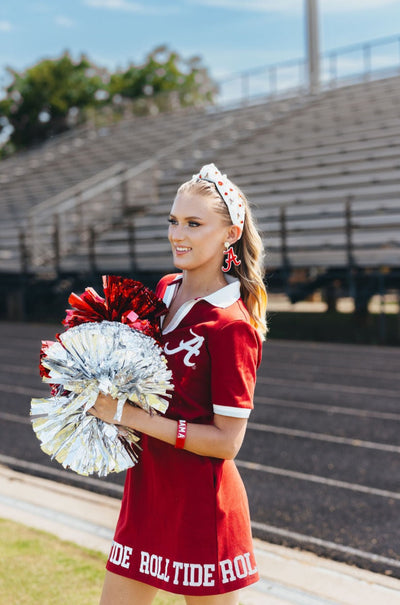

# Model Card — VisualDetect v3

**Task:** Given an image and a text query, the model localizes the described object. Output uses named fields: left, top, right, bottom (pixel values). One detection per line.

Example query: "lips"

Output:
left=174, top=246, right=192, bottom=254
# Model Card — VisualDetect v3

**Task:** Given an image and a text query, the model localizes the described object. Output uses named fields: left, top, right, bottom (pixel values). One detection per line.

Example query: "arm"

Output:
left=91, top=393, right=247, bottom=460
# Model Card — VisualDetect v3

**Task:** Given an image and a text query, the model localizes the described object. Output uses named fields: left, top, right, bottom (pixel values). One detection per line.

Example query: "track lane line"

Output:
left=247, top=422, right=400, bottom=453
left=0, top=383, right=46, bottom=396
left=251, top=521, right=400, bottom=569
left=257, top=376, right=400, bottom=398
left=254, top=395, right=400, bottom=421
left=236, top=460, right=400, bottom=500
left=0, top=454, right=124, bottom=494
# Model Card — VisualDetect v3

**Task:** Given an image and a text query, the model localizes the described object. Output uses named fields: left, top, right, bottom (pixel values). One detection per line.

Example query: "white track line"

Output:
left=254, top=396, right=400, bottom=421
left=0, top=383, right=45, bottom=396
left=251, top=521, right=400, bottom=569
left=247, top=422, right=400, bottom=453
left=259, top=361, right=400, bottom=381
left=0, top=412, right=30, bottom=424
left=4, top=410, right=400, bottom=454
left=236, top=460, right=400, bottom=500
left=263, top=339, right=400, bottom=356
left=0, top=364, right=37, bottom=375
left=257, top=376, right=400, bottom=398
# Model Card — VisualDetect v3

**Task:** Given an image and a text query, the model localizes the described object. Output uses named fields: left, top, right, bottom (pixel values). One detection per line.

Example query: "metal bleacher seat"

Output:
left=1, top=74, right=400, bottom=279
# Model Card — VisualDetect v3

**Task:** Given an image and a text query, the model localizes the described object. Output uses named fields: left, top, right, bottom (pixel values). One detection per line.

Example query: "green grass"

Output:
left=0, top=518, right=185, bottom=605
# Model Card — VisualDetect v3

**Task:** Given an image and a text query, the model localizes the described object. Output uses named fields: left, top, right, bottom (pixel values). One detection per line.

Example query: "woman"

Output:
left=91, top=163, right=268, bottom=604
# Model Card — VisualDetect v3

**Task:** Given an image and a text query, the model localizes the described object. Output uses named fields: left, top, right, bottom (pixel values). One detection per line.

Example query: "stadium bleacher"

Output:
left=1, top=73, right=400, bottom=312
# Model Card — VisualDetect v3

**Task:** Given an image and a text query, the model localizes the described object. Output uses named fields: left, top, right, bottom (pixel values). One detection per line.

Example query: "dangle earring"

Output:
left=222, top=241, right=241, bottom=273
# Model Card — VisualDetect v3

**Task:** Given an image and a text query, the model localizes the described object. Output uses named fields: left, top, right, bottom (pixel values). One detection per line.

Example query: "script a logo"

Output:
left=164, top=329, right=204, bottom=367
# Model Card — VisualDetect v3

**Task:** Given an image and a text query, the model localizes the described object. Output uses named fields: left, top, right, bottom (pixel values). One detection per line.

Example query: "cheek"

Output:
left=198, top=233, right=224, bottom=257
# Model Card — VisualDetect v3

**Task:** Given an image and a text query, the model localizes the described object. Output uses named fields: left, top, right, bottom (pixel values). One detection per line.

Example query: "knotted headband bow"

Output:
left=191, top=163, right=245, bottom=237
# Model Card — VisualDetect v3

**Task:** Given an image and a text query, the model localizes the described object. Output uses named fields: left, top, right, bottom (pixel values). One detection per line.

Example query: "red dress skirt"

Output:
left=106, top=275, right=262, bottom=595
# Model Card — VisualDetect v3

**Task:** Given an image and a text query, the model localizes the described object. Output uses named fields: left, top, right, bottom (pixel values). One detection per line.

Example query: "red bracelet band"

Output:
left=175, top=420, right=187, bottom=449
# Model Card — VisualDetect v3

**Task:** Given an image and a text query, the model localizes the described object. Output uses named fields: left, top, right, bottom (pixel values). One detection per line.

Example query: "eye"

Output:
left=167, top=218, right=177, bottom=225
left=188, top=221, right=200, bottom=227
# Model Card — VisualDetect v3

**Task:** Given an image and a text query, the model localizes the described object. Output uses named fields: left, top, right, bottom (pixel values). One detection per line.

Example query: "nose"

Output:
left=169, top=223, right=185, bottom=242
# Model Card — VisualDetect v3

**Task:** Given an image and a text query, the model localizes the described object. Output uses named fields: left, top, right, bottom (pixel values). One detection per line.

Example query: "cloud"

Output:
left=83, top=0, right=177, bottom=13
left=0, top=20, right=13, bottom=32
left=55, top=16, right=76, bottom=28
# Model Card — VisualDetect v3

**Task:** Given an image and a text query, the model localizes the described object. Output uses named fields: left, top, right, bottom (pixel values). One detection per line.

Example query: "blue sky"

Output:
left=1, top=0, right=400, bottom=99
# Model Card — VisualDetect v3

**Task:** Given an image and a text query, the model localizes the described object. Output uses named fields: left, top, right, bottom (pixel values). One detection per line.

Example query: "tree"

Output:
left=109, top=46, right=216, bottom=113
left=0, top=53, right=106, bottom=154
left=0, top=47, right=217, bottom=155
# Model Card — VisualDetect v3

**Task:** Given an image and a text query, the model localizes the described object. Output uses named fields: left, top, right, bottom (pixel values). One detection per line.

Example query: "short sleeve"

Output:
left=209, top=320, right=262, bottom=419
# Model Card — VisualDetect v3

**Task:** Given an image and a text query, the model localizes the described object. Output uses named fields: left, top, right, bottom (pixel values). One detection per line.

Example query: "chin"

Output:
left=172, top=257, right=189, bottom=270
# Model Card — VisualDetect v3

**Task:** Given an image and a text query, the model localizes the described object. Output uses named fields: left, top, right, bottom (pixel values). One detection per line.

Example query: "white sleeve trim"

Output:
left=213, top=404, right=251, bottom=418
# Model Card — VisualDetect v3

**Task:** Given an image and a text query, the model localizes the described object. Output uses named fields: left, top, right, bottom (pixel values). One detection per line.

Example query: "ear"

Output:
left=225, top=225, right=241, bottom=245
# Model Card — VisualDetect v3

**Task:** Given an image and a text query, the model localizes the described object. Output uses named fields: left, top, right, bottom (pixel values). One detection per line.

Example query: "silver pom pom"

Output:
left=31, top=321, right=173, bottom=476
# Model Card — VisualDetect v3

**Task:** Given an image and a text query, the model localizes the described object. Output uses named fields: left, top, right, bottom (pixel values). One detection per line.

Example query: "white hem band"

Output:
left=213, top=405, right=251, bottom=418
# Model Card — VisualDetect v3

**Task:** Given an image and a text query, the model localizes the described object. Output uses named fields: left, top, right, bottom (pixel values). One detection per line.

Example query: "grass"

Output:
left=0, top=518, right=185, bottom=605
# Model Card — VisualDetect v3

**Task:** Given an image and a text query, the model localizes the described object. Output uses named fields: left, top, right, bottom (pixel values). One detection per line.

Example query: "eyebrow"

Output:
left=169, top=214, right=203, bottom=220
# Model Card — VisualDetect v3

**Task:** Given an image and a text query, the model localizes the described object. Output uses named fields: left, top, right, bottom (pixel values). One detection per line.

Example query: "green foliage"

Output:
left=0, top=52, right=106, bottom=153
left=0, top=46, right=217, bottom=155
left=109, top=45, right=216, bottom=110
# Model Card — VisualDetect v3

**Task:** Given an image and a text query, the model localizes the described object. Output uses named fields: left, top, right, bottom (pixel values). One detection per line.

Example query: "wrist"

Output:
left=175, top=419, right=187, bottom=449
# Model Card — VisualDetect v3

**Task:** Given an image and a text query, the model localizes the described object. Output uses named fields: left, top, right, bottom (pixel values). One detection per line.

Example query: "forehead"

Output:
left=170, top=192, right=219, bottom=217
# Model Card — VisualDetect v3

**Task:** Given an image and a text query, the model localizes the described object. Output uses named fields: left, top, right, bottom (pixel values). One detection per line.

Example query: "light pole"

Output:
left=305, top=0, right=320, bottom=94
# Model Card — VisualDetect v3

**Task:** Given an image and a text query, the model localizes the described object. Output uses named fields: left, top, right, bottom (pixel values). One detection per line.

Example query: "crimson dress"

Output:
left=106, top=274, right=262, bottom=596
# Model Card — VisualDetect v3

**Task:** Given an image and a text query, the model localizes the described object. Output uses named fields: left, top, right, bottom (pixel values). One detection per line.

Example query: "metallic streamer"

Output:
left=31, top=321, right=173, bottom=476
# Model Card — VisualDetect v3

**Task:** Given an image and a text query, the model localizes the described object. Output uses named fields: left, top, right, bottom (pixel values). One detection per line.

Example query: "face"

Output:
left=168, top=192, right=232, bottom=274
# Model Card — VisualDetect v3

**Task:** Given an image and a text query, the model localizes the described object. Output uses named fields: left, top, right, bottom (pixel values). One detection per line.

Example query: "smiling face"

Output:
left=168, top=190, right=237, bottom=276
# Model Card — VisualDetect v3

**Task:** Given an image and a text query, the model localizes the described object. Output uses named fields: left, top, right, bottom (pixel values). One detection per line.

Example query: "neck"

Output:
left=179, top=268, right=229, bottom=299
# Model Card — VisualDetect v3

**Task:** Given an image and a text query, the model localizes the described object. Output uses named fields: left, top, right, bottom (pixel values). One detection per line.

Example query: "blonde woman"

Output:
left=91, top=163, right=268, bottom=605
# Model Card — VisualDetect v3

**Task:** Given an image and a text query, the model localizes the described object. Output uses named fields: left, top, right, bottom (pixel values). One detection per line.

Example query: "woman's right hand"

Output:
left=88, top=392, right=120, bottom=424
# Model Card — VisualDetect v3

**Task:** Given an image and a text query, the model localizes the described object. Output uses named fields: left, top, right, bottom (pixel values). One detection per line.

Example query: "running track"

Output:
left=0, top=321, right=399, bottom=578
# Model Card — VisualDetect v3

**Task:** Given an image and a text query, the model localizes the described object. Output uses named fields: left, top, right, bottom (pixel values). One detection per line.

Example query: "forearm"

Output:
left=92, top=394, right=246, bottom=460
left=121, top=405, right=239, bottom=459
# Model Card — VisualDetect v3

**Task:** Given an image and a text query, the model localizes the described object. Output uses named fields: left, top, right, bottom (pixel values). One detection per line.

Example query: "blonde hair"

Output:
left=176, top=177, right=268, bottom=339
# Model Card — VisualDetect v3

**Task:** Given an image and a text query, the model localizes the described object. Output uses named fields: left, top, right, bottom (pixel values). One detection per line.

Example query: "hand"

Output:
left=88, top=392, right=119, bottom=424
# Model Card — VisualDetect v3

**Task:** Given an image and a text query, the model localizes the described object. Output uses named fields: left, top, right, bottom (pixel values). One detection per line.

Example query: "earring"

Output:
left=222, top=241, right=241, bottom=273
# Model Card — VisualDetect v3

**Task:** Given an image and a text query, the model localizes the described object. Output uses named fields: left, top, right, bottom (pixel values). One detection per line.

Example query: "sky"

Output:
left=1, top=0, right=400, bottom=101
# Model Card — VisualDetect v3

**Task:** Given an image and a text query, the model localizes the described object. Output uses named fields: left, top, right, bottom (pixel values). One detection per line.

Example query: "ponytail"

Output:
left=229, top=192, right=268, bottom=339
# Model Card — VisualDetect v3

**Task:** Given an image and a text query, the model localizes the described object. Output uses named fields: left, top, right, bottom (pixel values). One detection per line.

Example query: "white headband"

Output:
left=191, top=163, right=245, bottom=237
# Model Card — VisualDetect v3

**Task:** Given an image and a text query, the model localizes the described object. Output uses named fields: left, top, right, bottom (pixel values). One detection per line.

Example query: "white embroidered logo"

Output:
left=164, top=329, right=204, bottom=367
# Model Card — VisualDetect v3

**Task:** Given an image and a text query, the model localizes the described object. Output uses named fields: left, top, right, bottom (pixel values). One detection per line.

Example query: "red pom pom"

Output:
left=62, top=275, right=167, bottom=341
left=39, top=340, right=54, bottom=379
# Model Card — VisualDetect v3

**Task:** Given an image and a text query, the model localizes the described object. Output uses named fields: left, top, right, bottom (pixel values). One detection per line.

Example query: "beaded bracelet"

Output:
left=175, top=419, right=187, bottom=449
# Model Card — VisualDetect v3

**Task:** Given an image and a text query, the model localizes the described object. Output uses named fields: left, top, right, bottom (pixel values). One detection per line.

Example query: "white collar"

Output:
left=162, top=275, right=241, bottom=334
left=167, top=274, right=240, bottom=308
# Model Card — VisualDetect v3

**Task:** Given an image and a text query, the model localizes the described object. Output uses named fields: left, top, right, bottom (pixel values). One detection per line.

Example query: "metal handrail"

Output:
left=24, top=86, right=317, bottom=272
left=24, top=108, right=245, bottom=269
left=27, top=163, right=127, bottom=218
left=217, top=33, right=400, bottom=106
